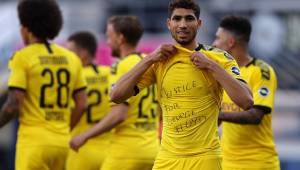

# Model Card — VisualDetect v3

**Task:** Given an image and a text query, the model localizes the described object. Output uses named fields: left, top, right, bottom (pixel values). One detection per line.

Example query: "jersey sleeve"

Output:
left=252, top=66, right=277, bottom=114
left=109, top=55, right=142, bottom=105
left=205, top=51, right=245, bottom=83
left=136, top=64, right=156, bottom=92
left=73, top=57, right=87, bottom=92
left=222, top=53, right=245, bottom=83
left=8, top=52, right=27, bottom=90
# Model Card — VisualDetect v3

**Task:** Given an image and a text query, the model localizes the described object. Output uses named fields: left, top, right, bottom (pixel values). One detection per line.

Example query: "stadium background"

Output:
left=0, top=0, right=299, bottom=169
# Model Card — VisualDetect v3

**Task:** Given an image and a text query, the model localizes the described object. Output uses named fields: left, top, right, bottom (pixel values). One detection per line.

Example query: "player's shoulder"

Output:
left=116, top=53, right=143, bottom=71
left=98, top=65, right=111, bottom=75
left=201, top=44, right=234, bottom=61
left=122, top=52, right=143, bottom=64
left=249, top=58, right=275, bottom=80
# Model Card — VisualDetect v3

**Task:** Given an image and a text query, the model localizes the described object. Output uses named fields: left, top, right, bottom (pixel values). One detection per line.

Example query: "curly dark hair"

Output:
left=220, top=15, right=252, bottom=43
left=108, top=15, right=144, bottom=47
left=18, top=0, right=63, bottom=40
left=168, top=0, right=200, bottom=19
left=68, top=31, right=98, bottom=57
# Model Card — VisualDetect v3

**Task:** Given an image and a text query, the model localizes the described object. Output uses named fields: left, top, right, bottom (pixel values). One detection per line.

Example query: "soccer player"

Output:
left=0, top=0, right=87, bottom=170
left=213, top=15, right=280, bottom=170
left=65, top=32, right=111, bottom=170
left=109, top=0, right=253, bottom=169
left=70, top=16, right=159, bottom=170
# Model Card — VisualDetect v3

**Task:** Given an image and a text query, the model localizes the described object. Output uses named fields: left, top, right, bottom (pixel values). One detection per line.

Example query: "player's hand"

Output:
left=69, top=133, right=88, bottom=152
left=147, top=44, right=177, bottom=63
left=190, top=52, right=216, bottom=70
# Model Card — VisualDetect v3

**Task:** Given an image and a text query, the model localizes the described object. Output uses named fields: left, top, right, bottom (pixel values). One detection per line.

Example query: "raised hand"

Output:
left=147, top=44, right=177, bottom=63
left=190, top=52, right=216, bottom=70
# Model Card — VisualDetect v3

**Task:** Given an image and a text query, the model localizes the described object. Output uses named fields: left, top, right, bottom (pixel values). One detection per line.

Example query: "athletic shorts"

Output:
left=153, top=155, right=222, bottom=170
left=15, top=145, right=68, bottom=170
left=101, top=156, right=154, bottom=170
left=66, top=143, right=108, bottom=170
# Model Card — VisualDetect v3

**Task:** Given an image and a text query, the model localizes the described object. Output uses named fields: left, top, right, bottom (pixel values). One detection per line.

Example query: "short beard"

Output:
left=171, top=31, right=197, bottom=45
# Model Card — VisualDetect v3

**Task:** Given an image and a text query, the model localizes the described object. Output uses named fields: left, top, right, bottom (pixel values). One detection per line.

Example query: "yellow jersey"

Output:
left=71, top=64, right=111, bottom=145
left=8, top=43, right=86, bottom=147
left=137, top=44, right=244, bottom=158
left=221, top=58, right=280, bottom=169
left=109, top=53, right=159, bottom=160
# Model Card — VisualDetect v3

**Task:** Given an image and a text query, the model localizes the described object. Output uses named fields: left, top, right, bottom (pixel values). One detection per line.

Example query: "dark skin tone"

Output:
left=219, top=108, right=265, bottom=125
left=0, top=89, right=24, bottom=127
left=213, top=27, right=267, bottom=125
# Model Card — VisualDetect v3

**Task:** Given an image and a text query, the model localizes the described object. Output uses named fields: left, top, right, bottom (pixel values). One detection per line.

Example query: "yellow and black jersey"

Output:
left=109, top=53, right=159, bottom=160
left=71, top=64, right=111, bottom=144
left=221, top=58, right=280, bottom=169
left=137, top=44, right=244, bottom=159
left=67, top=64, right=111, bottom=170
left=8, top=43, right=86, bottom=147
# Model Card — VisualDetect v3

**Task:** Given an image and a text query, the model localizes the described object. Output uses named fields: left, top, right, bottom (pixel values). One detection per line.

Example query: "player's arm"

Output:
left=70, top=88, right=87, bottom=130
left=219, top=107, right=266, bottom=125
left=191, top=52, right=253, bottom=110
left=0, top=89, right=25, bottom=127
left=110, top=44, right=177, bottom=104
left=70, top=103, right=128, bottom=151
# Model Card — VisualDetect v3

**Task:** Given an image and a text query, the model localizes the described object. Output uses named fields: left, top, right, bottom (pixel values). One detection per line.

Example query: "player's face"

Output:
left=167, top=8, right=201, bottom=45
left=212, top=28, right=233, bottom=52
left=106, top=23, right=121, bottom=57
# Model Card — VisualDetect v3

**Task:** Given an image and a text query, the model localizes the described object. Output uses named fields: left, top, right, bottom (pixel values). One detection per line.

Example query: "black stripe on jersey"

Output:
left=255, top=59, right=271, bottom=80
left=253, top=105, right=272, bottom=114
left=73, top=86, right=87, bottom=96
left=8, top=86, right=26, bottom=92
left=195, top=44, right=203, bottom=51
left=245, top=58, right=256, bottom=67
left=44, top=41, right=53, bottom=54
left=237, top=78, right=247, bottom=84
left=133, top=85, right=140, bottom=96
left=91, top=64, right=99, bottom=74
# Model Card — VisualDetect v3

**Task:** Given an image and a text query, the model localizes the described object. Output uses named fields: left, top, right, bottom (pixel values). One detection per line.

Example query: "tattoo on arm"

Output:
left=0, top=90, right=24, bottom=127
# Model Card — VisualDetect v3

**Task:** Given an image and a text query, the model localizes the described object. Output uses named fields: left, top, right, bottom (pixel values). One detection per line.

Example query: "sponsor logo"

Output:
left=231, top=66, right=240, bottom=76
left=259, top=87, right=269, bottom=97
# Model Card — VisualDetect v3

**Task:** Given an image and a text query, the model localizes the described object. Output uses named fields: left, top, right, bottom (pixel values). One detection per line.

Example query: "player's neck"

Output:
left=232, top=48, right=252, bottom=67
left=177, top=40, right=198, bottom=51
left=27, top=36, right=44, bottom=45
left=120, top=45, right=137, bottom=59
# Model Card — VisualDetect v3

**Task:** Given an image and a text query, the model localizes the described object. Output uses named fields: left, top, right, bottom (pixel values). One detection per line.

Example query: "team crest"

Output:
left=259, top=87, right=269, bottom=97
left=231, top=66, right=240, bottom=76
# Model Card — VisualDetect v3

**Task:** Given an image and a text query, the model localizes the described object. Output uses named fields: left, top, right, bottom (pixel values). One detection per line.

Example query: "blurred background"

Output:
left=0, top=0, right=300, bottom=169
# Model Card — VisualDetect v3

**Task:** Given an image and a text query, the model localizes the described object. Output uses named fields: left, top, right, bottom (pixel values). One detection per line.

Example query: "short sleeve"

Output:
left=137, top=64, right=156, bottom=91
left=222, top=53, right=245, bottom=83
left=252, top=67, right=277, bottom=114
left=8, top=52, right=27, bottom=90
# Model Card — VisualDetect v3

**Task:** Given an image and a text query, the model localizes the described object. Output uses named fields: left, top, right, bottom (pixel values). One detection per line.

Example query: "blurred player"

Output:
left=0, top=0, right=87, bottom=170
left=66, top=31, right=111, bottom=170
left=109, top=0, right=253, bottom=169
left=213, top=15, right=280, bottom=170
left=70, top=16, right=159, bottom=170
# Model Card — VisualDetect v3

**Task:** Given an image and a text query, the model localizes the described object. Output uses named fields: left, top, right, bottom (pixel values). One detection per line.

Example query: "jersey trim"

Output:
left=245, top=58, right=256, bottom=67
left=44, top=41, right=53, bottom=54
left=237, top=78, right=247, bottom=84
left=253, top=105, right=272, bottom=114
left=133, top=85, right=140, bottom=96
left=90, top=64, right=99, bottom=74
left=8, top=86, right=26, bottom=92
